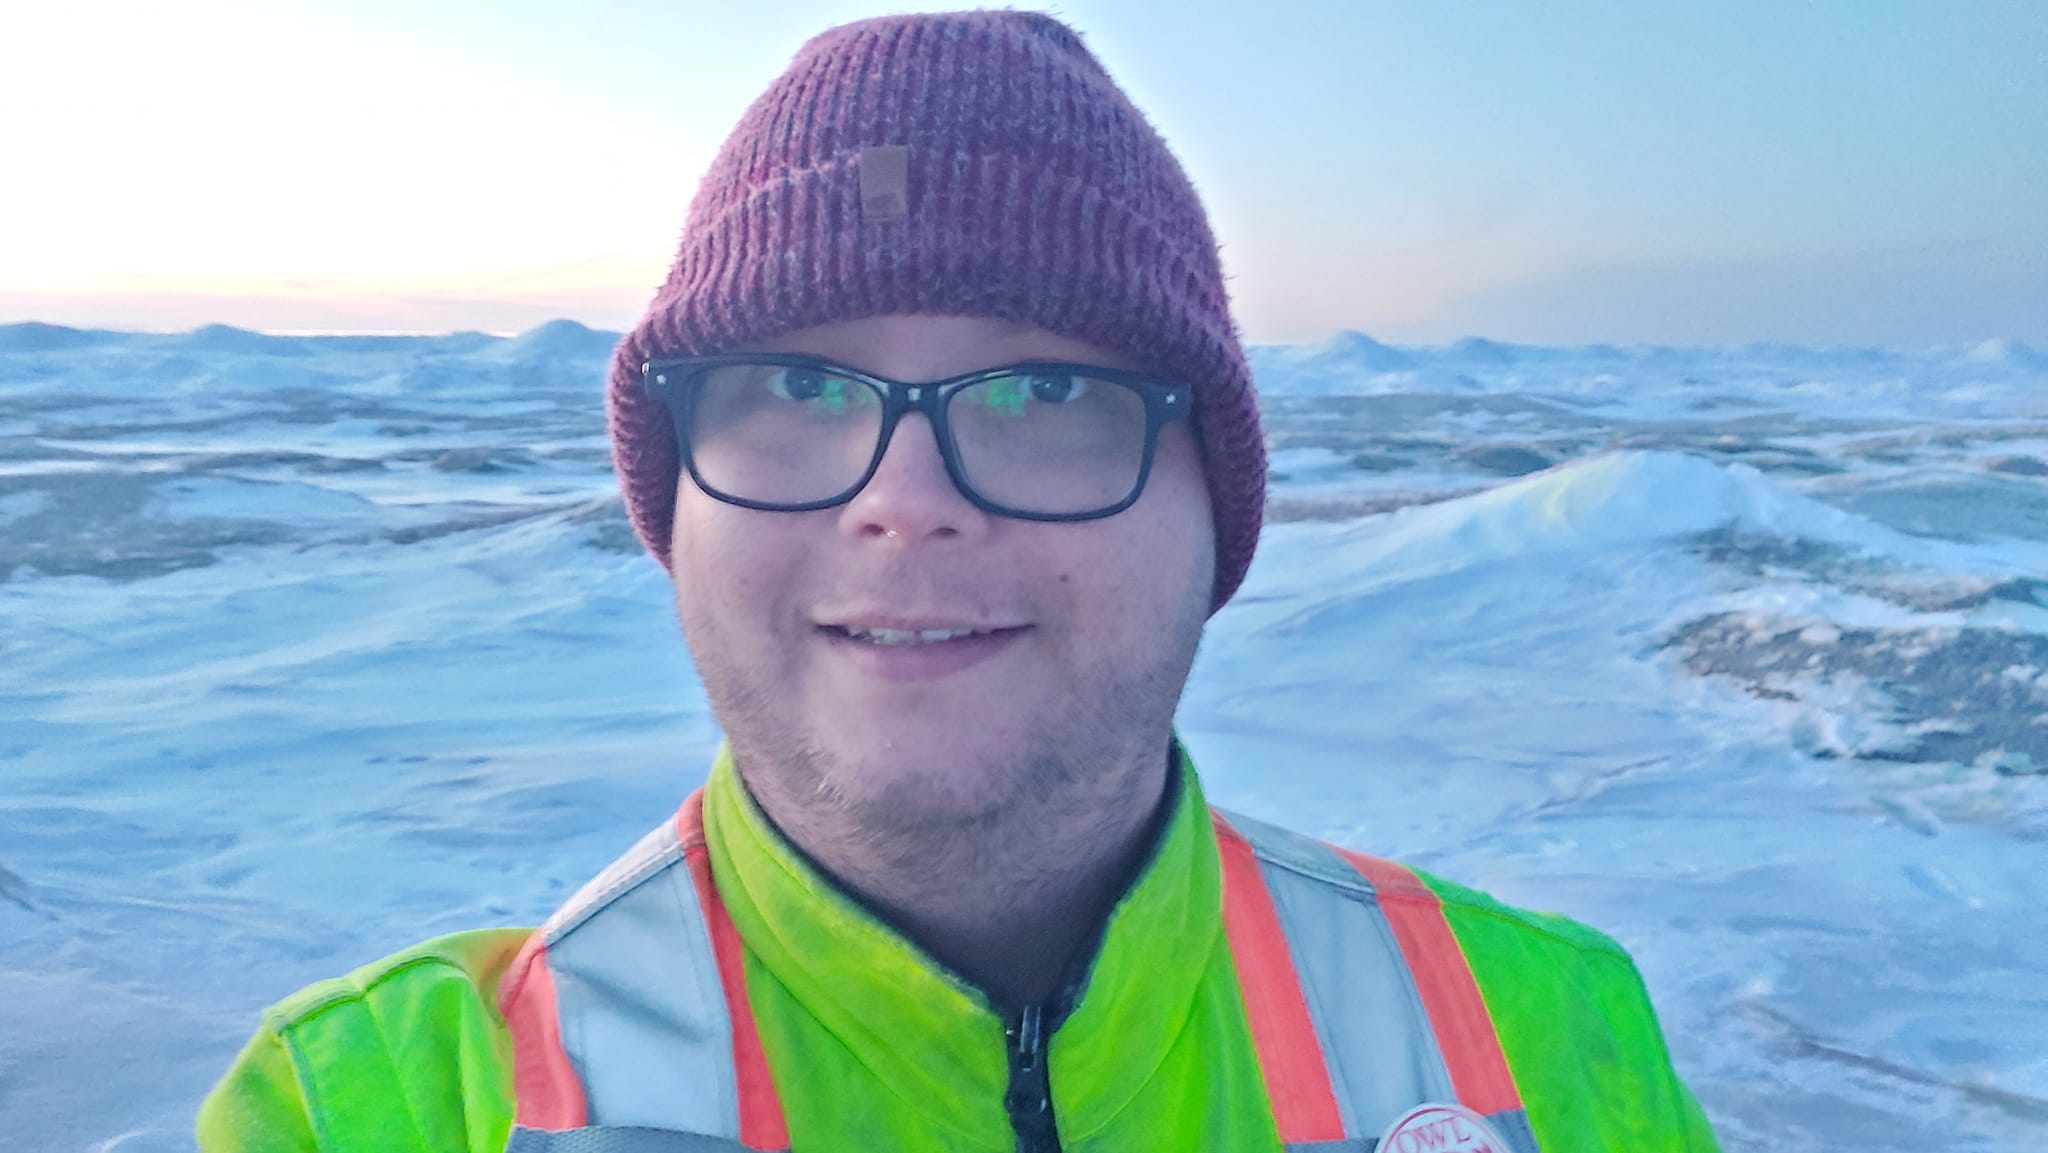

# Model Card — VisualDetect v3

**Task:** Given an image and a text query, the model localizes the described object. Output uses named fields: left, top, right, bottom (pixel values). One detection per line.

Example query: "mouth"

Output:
left=819, top=623, right=1029, bottom=646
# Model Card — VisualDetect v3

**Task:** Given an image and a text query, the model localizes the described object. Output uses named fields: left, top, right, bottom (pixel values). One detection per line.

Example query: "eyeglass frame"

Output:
left=642, top=353, right=1194, bottom=522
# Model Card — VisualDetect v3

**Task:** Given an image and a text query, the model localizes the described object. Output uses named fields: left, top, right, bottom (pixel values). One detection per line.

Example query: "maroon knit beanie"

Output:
left=607, top=9, right=1266, bottom=611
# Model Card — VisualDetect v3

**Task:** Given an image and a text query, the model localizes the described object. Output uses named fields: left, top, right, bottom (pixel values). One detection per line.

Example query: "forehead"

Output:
left=740, top=314, right=1148, bottom=381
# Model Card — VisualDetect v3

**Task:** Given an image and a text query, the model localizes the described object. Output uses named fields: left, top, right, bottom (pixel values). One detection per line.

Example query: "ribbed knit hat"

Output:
left=608, top=9, right=1266, bottom=610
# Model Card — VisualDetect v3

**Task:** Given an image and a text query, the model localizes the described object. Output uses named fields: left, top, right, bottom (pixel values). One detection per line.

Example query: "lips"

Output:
left=814, top=618, right=1030, bottom=681
left=827, top=624, right=1012, bottom=645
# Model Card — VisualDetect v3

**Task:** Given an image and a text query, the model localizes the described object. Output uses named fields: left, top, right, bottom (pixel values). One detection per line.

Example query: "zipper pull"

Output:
left=1017, top=1004, right=1043, bottom=1071
left=1005, top=1003, right=1059, bottom=1151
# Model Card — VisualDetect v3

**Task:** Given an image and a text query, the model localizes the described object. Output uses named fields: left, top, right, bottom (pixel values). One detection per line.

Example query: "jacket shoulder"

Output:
left=1423, top=875, right=1717, bottom=1149
left=1216, top=803, right=1633, bottom=962
left=266, top=926, right=533, bottom=1029
left=198, top=928, right=531, bottom=1153
left=1214, top=806, right=1718, bottom=1150
left=1418, top=868, right=1635, bottom=963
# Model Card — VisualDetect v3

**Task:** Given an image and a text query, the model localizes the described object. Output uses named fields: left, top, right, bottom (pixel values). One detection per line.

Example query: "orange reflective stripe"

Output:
left=1213, top=813, right=1347, bottom=1143
left=499, top=933, right=589, bottom=1129
left=1335, top=850, right=1523, bottom=1116
left=678, top=793, right=791, bottom=1151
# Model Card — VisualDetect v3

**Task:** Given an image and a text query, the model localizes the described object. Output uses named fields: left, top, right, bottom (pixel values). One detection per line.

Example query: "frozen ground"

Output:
left=3, top=320, right=2046, bottom=1151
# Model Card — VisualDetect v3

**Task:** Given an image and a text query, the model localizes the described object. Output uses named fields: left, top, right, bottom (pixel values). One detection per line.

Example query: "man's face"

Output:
left=669, top=313, right=1215, bottom=836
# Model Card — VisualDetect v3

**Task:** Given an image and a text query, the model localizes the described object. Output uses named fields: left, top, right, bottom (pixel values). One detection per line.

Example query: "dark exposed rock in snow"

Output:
left=1669, top=612, right=2048, bottom=770
left=1460, top=444, right=1554, bottom=476
left=1985, top=455, right=2048, bottom=478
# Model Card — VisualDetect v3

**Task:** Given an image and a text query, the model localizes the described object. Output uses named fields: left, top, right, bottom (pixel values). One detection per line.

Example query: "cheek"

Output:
left=1053, top=438, right=1215, bottom=631
left=1138, top=432, right=1218, bottom=595
left=668, top=491, right=802, bottom=640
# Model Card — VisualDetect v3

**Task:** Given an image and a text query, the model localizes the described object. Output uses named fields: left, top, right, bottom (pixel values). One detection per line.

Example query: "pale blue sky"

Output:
left=4, top=1, right=2042, bottom=344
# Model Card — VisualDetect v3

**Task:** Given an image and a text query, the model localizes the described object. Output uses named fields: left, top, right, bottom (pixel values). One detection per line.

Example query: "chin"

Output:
left=826, top=737, right=1031, bottom=824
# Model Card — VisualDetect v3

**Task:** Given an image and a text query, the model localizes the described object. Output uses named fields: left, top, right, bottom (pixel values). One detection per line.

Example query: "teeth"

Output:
left=843, top=626, right=991, bottom=645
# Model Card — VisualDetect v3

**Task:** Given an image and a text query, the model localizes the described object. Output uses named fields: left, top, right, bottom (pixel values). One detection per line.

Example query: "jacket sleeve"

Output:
left=1425, top=875, right=1722, bottom=1152
left=195, top=1026, right=320, bottom=1153
left=193, top=929, right=528, bottom=1153
left=1566, top=944, right=1720, bottom=1152
left=1673, top=1077, right=1720, bottom=1152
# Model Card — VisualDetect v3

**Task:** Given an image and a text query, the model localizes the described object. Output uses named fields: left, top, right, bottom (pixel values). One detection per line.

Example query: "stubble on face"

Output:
left=673, top=506, right=1212, bottom=891
left=664, top=314, right=1217, bottom=909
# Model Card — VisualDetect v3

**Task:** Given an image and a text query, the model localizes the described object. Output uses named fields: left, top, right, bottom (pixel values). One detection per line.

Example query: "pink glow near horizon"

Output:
left=5, top=1, right=2043, bottom=346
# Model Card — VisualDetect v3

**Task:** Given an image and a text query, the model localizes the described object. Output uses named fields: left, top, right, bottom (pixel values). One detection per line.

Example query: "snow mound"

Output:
left=1444, top=336, right=1526, bottom=364
left=1317, top=329, right=1414, bottom=370
left=1250, top=330, right=1491, bottom=397
left=294, top=331, right=501, bottom=357
left=1359, top=451, right=1800, bottom=556
left=0, top=322, right=128, bottom=353
left=495, top=319, right=620, bottom=363
left=1251, top=451, right=1918, bottom=602
left=1954, top=338, right=2044, bottom=370
left=1250, top=329, right=1409, bottom=381
left=175, top=324, right=313, bottom=357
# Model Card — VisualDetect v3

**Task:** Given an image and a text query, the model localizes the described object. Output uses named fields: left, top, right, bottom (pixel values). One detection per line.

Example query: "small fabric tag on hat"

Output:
left=1377, top=1102, right=1514, bottom=1152
left=859, top=145, right=909, bottom=223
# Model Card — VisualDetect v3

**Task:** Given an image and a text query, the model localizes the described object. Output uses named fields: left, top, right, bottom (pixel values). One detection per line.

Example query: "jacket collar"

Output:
left=700, top=740, right=1223, bottom=1139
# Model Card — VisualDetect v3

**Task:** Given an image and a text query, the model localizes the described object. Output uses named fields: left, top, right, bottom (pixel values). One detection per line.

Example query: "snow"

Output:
left=3, top=323, right=2046, bottom=1150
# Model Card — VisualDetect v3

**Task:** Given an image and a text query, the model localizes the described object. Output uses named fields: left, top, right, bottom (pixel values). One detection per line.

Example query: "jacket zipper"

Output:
left=1004, top=1002, right=1061, bottom=1152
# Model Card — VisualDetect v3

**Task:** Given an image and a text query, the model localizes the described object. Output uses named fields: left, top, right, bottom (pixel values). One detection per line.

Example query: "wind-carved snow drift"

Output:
left=4, top=323, right=2046, bottom=1151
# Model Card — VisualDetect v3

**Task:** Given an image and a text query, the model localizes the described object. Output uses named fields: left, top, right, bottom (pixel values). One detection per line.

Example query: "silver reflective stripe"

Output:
left=505, top=1125, right=758, bottom=1153
left=1221, top=809, right=1504, bottom=1146
left=542, top=820, right=741, bottom=1135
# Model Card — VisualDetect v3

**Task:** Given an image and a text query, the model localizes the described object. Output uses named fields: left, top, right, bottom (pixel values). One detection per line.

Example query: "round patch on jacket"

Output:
left=1378, top=1102, right=1514, bottom=1152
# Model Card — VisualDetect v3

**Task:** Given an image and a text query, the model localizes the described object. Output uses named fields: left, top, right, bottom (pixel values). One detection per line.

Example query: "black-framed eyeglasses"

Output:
left=643, top=354, right=1192, bottom=521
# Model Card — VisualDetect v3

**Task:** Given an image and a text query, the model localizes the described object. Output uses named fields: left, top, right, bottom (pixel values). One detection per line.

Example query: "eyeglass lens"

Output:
left=682, top=363, right=1151, bottom=515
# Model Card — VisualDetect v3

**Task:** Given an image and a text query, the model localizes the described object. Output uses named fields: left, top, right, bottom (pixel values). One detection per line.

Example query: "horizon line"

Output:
left=3, top=314, right=2041, bottom=359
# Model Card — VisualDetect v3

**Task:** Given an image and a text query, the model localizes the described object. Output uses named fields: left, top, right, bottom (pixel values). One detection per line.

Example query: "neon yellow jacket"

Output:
left=198, top=747, right=1718, bottom=1151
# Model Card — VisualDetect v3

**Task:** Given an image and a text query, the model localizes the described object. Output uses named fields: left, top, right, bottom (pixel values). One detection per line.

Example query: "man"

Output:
left=199, top=11, right=1718, bottom=1151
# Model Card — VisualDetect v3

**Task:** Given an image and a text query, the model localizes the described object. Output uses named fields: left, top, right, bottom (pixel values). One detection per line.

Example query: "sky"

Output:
left=3, top=0, right=2044, bottom=346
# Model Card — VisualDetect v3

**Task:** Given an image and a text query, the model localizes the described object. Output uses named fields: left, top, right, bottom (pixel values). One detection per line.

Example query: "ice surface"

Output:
left=3, top=323, right=2046, bottom=1151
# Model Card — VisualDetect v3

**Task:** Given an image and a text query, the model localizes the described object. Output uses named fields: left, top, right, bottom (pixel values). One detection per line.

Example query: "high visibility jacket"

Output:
left=198, top=747, right=1718, bottom=1152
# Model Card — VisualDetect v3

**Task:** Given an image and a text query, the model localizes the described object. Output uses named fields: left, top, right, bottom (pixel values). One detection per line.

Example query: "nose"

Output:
left=840, top=412, right=988, bottom=543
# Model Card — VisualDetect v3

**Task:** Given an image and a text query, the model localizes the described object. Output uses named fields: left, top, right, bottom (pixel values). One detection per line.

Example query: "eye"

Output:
left=763, top=367, right=872, bottom=413
left=1027, top=373, right=1087, bottom=404
left=975, top=373, right=1090, bottom=414
left=767, top=367, right=829, bottom=402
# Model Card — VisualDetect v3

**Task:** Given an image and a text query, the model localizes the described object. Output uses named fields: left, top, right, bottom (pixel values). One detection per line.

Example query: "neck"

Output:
left=742, top=745, right=1174, bottom=1014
